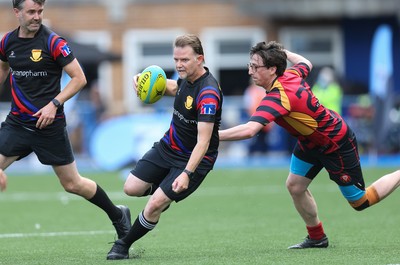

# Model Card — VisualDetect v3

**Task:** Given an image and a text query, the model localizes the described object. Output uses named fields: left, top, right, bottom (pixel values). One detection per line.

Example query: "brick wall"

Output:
left=0, top=2, right=263, bottom=113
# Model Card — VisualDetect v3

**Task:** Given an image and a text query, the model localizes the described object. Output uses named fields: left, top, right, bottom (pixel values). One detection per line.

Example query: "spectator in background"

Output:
left=312, top=66, right=343, bottom=115
left=243, top=78, right=272, bottom=155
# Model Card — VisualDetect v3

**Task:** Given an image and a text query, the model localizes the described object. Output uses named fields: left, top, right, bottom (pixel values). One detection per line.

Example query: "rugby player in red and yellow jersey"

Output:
left=219, top=41, right=400, bottom=249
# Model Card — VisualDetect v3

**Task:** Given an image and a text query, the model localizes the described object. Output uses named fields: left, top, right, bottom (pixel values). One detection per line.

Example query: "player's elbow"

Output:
left=241, top=127, right=258, bottom=139
left=73, top=74, right=87, bottom=91
left=245, top=122, right=263, bottom=138
left=79, top=75, right=87, bottom=88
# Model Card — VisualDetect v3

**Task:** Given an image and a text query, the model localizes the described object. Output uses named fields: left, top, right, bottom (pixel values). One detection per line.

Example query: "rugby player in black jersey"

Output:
left=0, top=0, right=131, bottom=242
left=107, top=34, right=223, bottom=260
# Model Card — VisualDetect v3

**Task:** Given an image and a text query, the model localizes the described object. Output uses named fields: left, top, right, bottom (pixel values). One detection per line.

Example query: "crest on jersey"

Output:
left=185, top=96, right=193, bottom=110
left=30, top=49, right=42, bottom=62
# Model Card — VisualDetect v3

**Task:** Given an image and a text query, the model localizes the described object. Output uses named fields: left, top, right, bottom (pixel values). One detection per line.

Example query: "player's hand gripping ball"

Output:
left=137, top=65, right=167, bottom=104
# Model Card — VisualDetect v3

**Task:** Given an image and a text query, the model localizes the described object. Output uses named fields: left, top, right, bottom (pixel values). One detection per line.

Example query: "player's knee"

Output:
left=62, top=182, right=74, bottom=193
left=123, top=184, right=138, bottom=196
left=123, top=182, right=148, bottom=197
left=348, top=186, right=380, bottom=211
left=286, top=179, right=305, bottom=197
left=146, top=195, right=169, bottom=215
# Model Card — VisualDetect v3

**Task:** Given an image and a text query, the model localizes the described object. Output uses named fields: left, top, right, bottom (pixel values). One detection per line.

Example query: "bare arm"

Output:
left=219, top=121, right=264, bottom=141
left=164, top=79, right=178, bottom=96
left=185, top=121, right=213, bottom=172
left=285, top=50, right=313, bottom=71
left=53, top=58, right=87, bottom=104
left=33, top=58, right=86, bottom=129
left=172, top=121, right=214, bottom=193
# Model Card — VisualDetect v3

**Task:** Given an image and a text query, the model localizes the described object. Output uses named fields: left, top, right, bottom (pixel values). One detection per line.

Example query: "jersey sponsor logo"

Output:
left=173, top=108, right=197, bottom=125
left=30, top=49, right=43, bottom=62
left=60, top=43, right=71, bottom=57
left=185, top=96, right=193, bottom=110
left=201, top=103, right=216, bottom=115
left=11, top=69, right=48, bottom=78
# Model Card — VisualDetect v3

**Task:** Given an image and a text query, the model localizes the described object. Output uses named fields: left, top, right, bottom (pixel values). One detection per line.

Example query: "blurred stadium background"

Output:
left=0, top=0, right=399, bottom=173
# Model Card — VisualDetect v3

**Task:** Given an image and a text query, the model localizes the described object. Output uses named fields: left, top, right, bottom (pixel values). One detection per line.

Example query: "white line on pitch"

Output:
left=0, top=191, right=128, bottom=202
left=0, top=185, right=338, bottom=202
left=0, top=230, right=115, bottom=239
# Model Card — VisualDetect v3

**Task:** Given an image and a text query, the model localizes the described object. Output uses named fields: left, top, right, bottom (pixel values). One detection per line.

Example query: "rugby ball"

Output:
left=137, top=65, right=167, bottom=104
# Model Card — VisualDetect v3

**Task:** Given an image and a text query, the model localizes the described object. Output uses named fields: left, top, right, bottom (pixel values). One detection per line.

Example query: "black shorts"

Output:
left=131, top=142, right=210, bottom=202
left=291, top=129, right=365, bottom=189
left=0, top=122, right=74, bottom=165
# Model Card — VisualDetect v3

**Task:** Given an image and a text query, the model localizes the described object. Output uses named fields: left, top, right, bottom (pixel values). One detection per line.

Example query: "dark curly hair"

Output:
left=250, top=41, right=287, bottom=77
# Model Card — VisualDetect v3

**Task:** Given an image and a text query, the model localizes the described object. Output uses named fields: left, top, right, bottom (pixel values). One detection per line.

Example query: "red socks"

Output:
left=307, top=222, right=325, bottom=240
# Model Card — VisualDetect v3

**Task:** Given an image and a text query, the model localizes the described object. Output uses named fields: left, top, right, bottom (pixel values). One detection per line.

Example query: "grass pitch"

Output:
left=0, top=167, right=399, bottom=265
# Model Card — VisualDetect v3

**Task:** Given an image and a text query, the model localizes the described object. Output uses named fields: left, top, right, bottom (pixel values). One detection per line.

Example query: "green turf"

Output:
left=0, top=167, right=399, bottom=265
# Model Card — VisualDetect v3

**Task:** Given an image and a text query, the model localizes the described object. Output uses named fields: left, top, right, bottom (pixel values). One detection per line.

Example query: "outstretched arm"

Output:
left=219, top=121, right=264, bottom=141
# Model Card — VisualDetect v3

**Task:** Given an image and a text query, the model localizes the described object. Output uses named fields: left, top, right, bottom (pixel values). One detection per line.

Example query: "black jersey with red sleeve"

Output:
left=249, top=63, right=348, bottom=154
left=160, top=68, right=223, bottom=170
left=0, top=25, right=75, bottom=128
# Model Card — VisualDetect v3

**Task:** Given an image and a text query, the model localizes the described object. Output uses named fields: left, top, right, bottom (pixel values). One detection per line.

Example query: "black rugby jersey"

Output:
left=160, top=68, right=223, bottom=169
left=0, top=25, right=75, bottom=127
